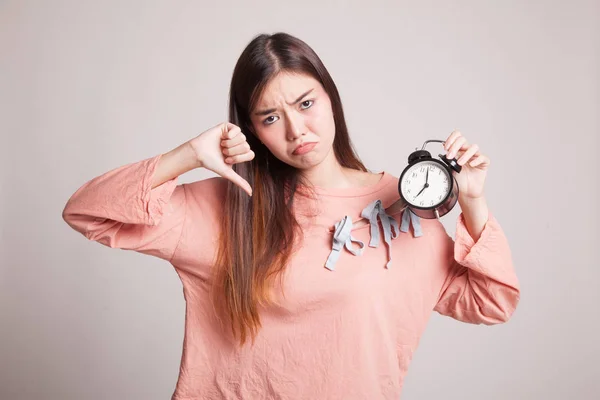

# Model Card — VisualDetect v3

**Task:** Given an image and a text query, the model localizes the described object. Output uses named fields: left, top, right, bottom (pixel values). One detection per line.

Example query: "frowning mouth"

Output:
left=293, top=142, right=317, bottom=155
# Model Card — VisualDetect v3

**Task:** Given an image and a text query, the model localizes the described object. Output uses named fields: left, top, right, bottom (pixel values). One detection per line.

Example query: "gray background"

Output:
left=1, top=0, right=598, bottom=399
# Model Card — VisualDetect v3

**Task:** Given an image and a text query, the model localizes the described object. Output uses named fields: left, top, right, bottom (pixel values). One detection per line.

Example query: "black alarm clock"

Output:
left=398, top=139, right=462, bottom=219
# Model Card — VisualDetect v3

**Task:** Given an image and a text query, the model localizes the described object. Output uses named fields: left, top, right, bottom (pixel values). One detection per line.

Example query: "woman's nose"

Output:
left=285, top=111, right=306, bottom=140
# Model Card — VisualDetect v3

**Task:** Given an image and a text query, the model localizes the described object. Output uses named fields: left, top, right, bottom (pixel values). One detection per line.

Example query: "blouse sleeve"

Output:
left=62, top=154, right=187, bottom=262
left=430, top=211, right=521, bottom=325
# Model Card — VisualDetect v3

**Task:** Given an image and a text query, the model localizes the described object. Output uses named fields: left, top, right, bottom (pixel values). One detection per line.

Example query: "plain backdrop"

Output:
left=1, top=0, right=599, bottom=399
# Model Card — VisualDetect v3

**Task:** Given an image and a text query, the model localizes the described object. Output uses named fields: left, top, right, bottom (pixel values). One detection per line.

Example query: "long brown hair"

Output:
left=210, top=32, right=367, bottom=346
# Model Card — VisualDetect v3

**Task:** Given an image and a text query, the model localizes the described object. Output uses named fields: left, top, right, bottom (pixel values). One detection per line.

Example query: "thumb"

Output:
left=219, top=167, right=253, bottom=197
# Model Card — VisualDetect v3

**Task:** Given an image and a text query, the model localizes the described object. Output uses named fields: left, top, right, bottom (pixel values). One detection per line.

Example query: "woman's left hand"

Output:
left=443, top=130, right=490, bottom=201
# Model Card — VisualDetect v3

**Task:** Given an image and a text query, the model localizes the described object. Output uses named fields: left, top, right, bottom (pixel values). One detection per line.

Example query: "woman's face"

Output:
left=249, top=71, right=336, bottom=170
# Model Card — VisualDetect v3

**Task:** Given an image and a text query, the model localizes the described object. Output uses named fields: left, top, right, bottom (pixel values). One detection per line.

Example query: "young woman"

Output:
left=62, top=32, right=520, bottom=399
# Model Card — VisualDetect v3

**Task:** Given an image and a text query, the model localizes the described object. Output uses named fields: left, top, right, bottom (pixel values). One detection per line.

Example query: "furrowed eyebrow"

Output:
left=253, top=88, right=314, bottom=116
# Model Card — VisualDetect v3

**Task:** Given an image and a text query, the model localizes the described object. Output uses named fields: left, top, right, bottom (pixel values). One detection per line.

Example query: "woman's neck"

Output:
left=300, top=150, right=363, bottom=189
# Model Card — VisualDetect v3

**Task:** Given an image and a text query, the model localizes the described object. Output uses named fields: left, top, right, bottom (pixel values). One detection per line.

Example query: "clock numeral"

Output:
left=407, top=179, right=411, bottom=184
left=412, top=172, right=417, bottom=178
left=420, top=166, right=425, bottom=172
left=407, top=188, right=411, bottom=193
left=420, top=201, right=424, bottom=206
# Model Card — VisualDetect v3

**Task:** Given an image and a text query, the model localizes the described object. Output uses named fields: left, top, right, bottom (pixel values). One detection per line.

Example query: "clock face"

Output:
left=401, top=161, right=451, bottom=208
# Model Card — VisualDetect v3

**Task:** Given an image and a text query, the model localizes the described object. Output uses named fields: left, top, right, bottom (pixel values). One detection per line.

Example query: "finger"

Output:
left=223, top=126, right=242, bottom=140
left=457, top=144, right=479, bottom=166
left=447, top=136, right=467, bottom=159
left=219, top=167, right=253, bottom=196
left=223, top=142, right=251, bottom=157
left=468, top=154, right=490, bottom=168
left=455, top=146, right=481, bottom=160
left=443, top=130, right=463, bottom=151
left=224, top=150, right=255, bottom=165
left=222, top=123, right=242, bottom=140
left=221, top=132, right=246, bottom=148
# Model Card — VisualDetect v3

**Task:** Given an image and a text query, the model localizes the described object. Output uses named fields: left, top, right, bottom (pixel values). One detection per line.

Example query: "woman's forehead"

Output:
left=256, top=72, right=322, bottom=105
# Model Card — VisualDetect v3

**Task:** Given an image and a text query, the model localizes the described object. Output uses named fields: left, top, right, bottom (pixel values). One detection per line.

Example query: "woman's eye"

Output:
left=262, top=101, right=313, bottom=125
left=301, top=100, right=313, bottom=109
left=263, top=115, right=279, bottom=125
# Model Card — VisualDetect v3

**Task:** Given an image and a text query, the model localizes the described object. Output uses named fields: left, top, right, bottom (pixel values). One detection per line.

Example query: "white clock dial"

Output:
left=401, top=161, right=451, bottom=208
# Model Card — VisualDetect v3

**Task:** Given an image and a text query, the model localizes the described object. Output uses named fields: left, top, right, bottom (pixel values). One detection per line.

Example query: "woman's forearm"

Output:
left=152, top=142, right=201, bottom=189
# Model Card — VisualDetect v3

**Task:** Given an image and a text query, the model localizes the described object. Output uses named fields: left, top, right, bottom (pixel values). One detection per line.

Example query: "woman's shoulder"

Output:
left=347, top=168, right=399, bottom=189
left=183, top=176, right=229, bottom=207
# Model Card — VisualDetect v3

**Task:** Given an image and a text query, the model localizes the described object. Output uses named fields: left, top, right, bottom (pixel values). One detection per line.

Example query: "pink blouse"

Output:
left=62, top=154, right=520, bottom=399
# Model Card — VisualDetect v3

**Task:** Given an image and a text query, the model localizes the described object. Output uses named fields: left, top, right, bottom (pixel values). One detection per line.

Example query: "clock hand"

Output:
left=414, top=185, right=427, bottom=199
left=413, top=173, right=430, bottom=200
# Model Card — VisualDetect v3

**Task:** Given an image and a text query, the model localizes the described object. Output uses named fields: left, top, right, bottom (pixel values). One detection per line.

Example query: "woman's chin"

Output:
left=292, top=155, right=325, bottom=171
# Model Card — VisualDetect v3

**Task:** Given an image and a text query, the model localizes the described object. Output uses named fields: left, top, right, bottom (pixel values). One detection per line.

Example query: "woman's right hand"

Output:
left=189, top=122, right=255, bottom=196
